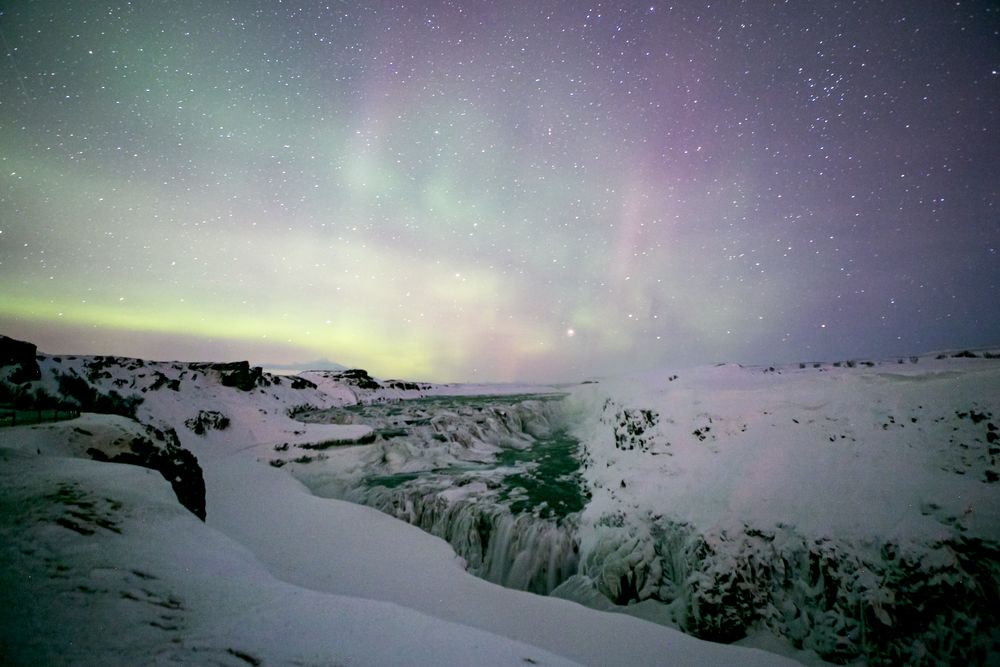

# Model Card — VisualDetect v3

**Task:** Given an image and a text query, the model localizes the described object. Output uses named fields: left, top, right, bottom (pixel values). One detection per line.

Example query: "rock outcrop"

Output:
left=86, top=424, right=206, bottom=521
left=0, top=335, right=41, bottom=384
left=189, top=361, right=263, bottom=392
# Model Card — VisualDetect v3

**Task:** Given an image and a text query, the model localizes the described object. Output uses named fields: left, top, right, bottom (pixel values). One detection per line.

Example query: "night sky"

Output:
left=1, top=2, right=998, bottom=382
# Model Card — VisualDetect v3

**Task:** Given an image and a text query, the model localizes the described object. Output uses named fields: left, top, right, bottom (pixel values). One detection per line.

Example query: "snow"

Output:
left=0, top=349, right=794, bottom=666
left=199, top=452, right=786, bottom=665
left=568, top=358, right=1000, bottom=540
left=561, top=355, right=1000, bottom=661
left=5, top=411, right=153, bottom=458
left=6, top=344, right=997, bottom=664
left=0, top=439, right=580, bottom=666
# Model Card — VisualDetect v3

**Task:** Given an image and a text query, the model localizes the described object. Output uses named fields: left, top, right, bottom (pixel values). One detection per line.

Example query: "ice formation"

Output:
left=290, top=396, right=585, bottom=594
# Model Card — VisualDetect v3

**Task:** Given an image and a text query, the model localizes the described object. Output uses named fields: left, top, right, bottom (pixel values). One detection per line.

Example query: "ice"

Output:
left=352, top=484, right=580, bottom=593
left=295, top=395, right=585, bottom=594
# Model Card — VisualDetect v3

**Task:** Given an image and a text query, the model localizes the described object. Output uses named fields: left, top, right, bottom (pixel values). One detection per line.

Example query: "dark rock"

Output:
left=86, top=427, right=205, bottom=520
left=184, top=410, right=231, bottom=435
left=55, top=372, right=143, bottom=418
left=0, top=335, right=41, bottom=383
left=216, top=361, right=263, bottom=391
left=386, top=379, right=431, bottom=391
left=298, top=430, right=376, bottom=449
left=615, top=570, right=640, bottom=604
left=333, top=368, right=382, bottom=390
left=969, top=410, right=988, bottom=424
left=289, top=375, right=317, bottom=390
left=190, top=361, right=263, bottom=391
left=611, top=407, right=660, bottom=451
left=149, top=371, right=181, bottom=391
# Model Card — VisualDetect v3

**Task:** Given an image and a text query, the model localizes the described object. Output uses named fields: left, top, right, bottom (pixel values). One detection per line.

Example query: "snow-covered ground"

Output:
left=571, top=357, right=1000, bottom=540
left=0, top=339, right=794, bottom=666
left=0, top=433, right=583, bottom=666
left=254, top=354, right=1000, bottom=664
left=3, top=337, right=998, bottom=664
left=562, top=355, right=1000, bottom=663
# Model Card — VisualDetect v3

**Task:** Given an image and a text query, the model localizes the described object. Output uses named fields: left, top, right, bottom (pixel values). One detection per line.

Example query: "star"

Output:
left=0, top=1, right=996, bottom=381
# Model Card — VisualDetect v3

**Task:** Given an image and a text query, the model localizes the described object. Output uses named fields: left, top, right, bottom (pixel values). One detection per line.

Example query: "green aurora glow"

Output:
left=2, top=2, right=997, bottom=381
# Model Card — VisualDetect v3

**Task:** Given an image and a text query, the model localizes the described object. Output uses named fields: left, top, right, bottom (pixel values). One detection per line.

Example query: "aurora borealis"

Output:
left=1, top=2, right=998, bottom=382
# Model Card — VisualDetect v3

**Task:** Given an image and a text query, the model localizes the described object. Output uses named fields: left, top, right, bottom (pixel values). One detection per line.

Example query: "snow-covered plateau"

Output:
left=1, top=334, right=997, bottom=665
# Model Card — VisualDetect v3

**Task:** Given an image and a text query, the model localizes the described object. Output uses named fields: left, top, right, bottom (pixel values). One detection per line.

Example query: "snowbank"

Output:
left=0, top=432, right=580, bottom=666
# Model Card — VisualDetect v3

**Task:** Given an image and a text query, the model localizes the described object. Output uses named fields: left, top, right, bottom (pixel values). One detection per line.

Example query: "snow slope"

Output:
left=0, top=426, right=580, bottom=666
left=573, top=357, right=999, bottom=538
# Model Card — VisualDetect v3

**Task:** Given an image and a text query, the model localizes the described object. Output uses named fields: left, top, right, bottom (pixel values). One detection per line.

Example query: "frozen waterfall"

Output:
left=290, top=394, right=587, bottom=595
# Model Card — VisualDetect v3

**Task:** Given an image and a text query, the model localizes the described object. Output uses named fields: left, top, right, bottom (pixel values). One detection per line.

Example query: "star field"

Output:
left=1, top=1, right=998, bottom=381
